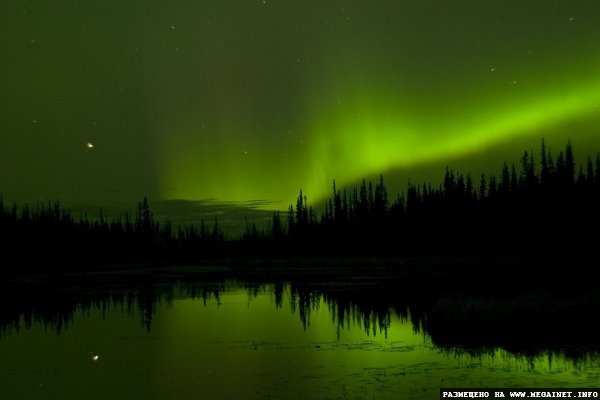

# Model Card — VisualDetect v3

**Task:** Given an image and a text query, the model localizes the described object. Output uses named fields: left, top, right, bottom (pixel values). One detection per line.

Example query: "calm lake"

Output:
left=1, top=275, right=599, bottom=399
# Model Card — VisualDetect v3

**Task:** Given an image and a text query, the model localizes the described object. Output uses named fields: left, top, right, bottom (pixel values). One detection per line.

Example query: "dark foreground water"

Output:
left=1, top=274, right=599, bottom=399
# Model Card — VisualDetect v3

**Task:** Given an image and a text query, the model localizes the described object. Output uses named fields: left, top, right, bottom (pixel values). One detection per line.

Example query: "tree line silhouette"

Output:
left=1, top=139, right=599, bottom=273
left=277, top=139, right=600, bottom=256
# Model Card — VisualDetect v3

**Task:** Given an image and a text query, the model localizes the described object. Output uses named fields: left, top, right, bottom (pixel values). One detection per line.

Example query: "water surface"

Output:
left=1, top=279, right=599, bottom=399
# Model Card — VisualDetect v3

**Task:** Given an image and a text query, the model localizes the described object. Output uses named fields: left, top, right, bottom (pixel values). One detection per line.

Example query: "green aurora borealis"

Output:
left=2, top=1, right=600, bottom=209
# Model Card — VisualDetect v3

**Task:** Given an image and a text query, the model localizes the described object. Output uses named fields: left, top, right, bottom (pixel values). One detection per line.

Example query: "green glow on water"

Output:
left=0, top=284, right=598, bottom=399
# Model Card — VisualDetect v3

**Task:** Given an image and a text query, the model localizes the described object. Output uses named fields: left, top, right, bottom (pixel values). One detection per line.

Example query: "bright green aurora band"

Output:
left=2, top=1, right=600, bottom=208
left=154, top=1, right=600, bottom=205
left=162, top=74, right=600, bottom=205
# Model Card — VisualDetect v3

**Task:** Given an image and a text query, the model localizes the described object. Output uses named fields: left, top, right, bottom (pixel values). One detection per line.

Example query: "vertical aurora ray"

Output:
left=144, top=1, right=600, bottom=206
left=302, top=77, right=600, bottom=200
left=3, top=1, right=600, bottom=207
left=158, top=66, right=600, bottom=206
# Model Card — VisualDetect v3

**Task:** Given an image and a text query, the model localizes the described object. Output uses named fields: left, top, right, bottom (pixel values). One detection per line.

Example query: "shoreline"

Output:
left=3, top=253, right=599, bottom=288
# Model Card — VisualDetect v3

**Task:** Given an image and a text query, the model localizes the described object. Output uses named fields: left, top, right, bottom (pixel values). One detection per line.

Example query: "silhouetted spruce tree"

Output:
left=123, top=211, right=133, bottom=234
left=540, top=139, right=550, bottom=186
left=211, top=217, right=222, bottom=242
left=519, top=150, right=537, bottom=192
left=510, top=164, right=519, bottom=193
left=271, top=211, right=283, bottom=240
left=199, top=218, right=208, bottom=241
left=367, top=181, right=374, bottom=214
left=443, top=167, right=456, bottom=197
left=488, top=176, right=498, bottom=201
left=465, top=173, right=474, bottom=200
left=595, top=154, right=600, bottom=185
left=294, top=190, right=309, bottom=232
left=555, top=150, right=566, bottom=189
left=287, top=204, right=295, bottom=234
left=373, top=175, right=388, bottom=223
left=586, top=158, right=595, bottom=188
left=357, top=179, right=369, bottom=224
left=405, top=182, right=418, bottom=215
left=322, top=199, right=332, bottom=224
left=499, top=162, right=510, bottom=196
left=332, top=180, right=343, bottom=224
left=565, top=140, right=575, bottom=188
left=135, top=196, right=154, bottom=236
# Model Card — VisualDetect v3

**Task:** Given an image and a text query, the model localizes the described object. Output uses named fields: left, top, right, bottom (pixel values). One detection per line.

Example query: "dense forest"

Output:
left=1, top=139, right=599, bottom=273
left=282, top=139, right=600, bottom=256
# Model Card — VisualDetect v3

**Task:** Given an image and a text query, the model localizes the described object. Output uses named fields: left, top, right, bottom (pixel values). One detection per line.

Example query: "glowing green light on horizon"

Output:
left=6, top=0, right=600, bottom=208
left=148, top=3, right=600, bottom=209
left=159, top=78, right=600, bottom=208
left=304, top=81, right=600, bottom=200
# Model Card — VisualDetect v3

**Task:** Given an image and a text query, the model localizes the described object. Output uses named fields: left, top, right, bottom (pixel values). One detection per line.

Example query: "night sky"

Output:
left=3, top=1, right=600, bottom=212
